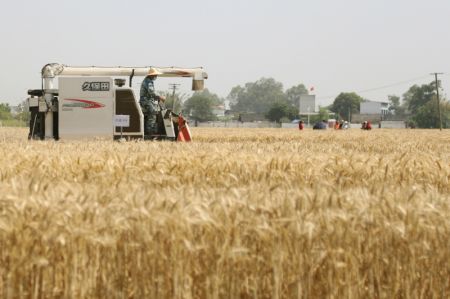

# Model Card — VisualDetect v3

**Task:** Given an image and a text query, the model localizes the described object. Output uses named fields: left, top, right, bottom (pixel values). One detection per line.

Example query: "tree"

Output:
left=158, top=90, right=187, bottom=114
left=413, top=97, right=450, bottom=128
left=402, top=82, right=435, bottom=114
left=310, top=107, right=330, bottom=124
left=227, top=86, right=244, bottom=107
left=14, top=101, right=29, bottom=124
left=318, top=107, right=330, bottom=121
left=183, top=89, right=220, bottom=122
left=330, top=92, right=364, bottom=120
left=266, top=101, right=299, bottom=123
left=0, top=103, right=12, bottom=120
left=285, top=84, right=308, bottom=107
left=387, top=95, right=406, bottom=115
left=388, top=95, right=400, bottom=112
left=398, top=82, right=450, bottom=128
left=230, top=78, right=286, bottom=114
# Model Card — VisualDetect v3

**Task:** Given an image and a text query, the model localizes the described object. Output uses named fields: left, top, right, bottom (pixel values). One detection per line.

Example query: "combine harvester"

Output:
left=27, top=63, right=208, bottom=141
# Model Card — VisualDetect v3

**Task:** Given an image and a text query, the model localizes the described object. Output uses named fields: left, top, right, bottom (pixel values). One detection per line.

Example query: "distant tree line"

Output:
left=1, top=79, right=448, bottom=129
left=180, top=78, right=310, bottom=124
left=394, top=82, right=450, bottom=128
left=180, top=78, right=449, bottom=129
left=0, top=103, right=28, bottom=126
left=328, top=81, right=450, bottom=128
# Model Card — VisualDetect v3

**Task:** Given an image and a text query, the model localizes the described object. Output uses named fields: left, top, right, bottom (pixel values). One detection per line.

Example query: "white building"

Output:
left=360, top=100, right=389, bottom=115
left=212, top=105, right=226, bottom=117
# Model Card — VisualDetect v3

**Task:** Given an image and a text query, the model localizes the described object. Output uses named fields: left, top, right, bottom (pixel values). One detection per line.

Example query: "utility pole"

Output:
left=307, top=106, right=310, bottom=128
left=431, top=73, right=443, bottom=130
left=168, top=83, right=180, bottom=111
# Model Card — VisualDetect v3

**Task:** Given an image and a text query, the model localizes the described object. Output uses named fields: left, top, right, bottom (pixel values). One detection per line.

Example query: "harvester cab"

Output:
left=27, top=63, right=207, bottom=141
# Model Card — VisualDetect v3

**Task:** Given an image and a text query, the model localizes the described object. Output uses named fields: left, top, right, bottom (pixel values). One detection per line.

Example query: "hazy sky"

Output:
left=1, top=0, right=449, bottom=106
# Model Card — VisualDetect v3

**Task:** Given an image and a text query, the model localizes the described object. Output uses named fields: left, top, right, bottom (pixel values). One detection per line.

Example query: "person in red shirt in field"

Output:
left=361, top=121, right=372, bottom=130
left=298, top=120, right=304, bottom=130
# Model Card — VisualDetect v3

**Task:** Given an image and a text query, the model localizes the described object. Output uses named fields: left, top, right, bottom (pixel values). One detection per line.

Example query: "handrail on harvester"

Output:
left=41, top=63, right=208, bottom=80
left=40, top=63, right=207, bottom=91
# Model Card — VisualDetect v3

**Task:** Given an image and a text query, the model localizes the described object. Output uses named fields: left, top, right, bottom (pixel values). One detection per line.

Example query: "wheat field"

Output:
left=0, top=127, right=449, bottom=298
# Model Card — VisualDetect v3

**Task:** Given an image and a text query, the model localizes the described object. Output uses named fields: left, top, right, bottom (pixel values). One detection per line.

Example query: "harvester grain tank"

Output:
left=27, top=63, right=208, bottom=141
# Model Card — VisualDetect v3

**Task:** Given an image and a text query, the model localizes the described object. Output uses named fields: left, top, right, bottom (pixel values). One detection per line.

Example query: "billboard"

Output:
left=299, top=95, right=316, bottom=114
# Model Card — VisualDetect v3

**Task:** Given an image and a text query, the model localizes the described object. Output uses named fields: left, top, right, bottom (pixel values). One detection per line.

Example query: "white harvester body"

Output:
left=58, top=77, right=121, bottom=139
left=27, top=63, right=207, bottom=141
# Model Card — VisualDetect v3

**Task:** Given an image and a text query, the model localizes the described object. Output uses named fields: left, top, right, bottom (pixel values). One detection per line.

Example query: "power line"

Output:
left=355, top=75, right=431, bottom=93
left=316, top=75, right=431, bottom=101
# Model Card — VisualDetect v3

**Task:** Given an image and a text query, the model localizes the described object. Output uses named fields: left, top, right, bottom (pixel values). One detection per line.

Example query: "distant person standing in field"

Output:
left=298, top=120, right=304, bottom=130
left=335, top=121, right=341, bottom=130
